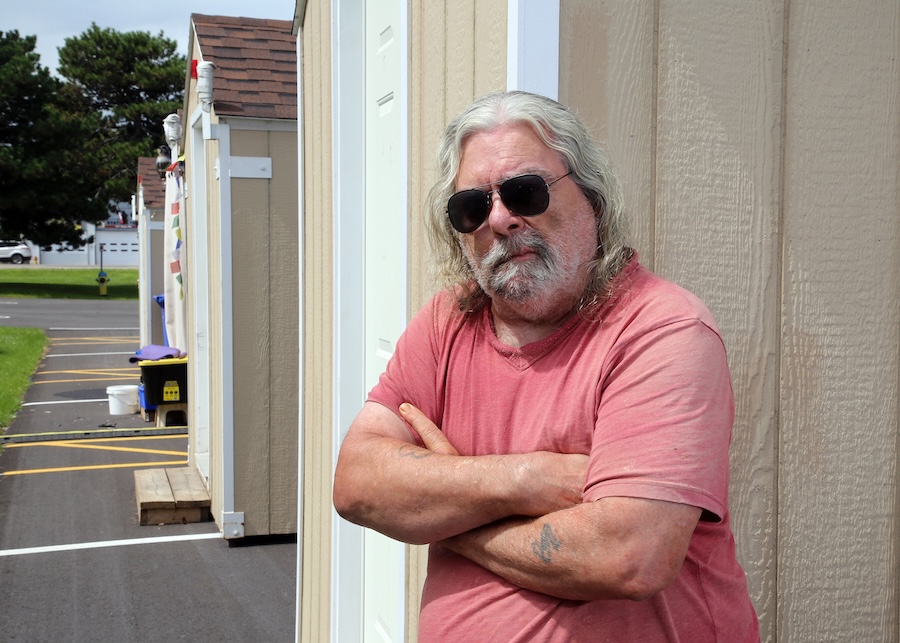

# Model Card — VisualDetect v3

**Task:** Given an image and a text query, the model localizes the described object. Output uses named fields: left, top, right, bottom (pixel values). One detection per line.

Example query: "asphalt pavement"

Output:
left=0, top=298, right=296, bottom=641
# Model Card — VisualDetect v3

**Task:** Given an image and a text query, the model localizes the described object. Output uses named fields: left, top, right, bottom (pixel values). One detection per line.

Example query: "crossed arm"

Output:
left=332, top=401, right=701, bottom=602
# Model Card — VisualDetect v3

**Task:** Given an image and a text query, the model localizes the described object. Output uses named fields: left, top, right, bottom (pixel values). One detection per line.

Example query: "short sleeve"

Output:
left=367, top=292, right=453, bottom=443
left=583, top=317, right=734, bottom=522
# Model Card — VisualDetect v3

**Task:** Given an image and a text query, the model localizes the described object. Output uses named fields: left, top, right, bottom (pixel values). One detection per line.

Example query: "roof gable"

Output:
left=192, top=14, right=297, bottom=120
left=137, top=157, right=166, bottom=209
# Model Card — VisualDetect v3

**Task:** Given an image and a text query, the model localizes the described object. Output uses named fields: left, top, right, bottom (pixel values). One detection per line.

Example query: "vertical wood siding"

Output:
left=407, top=2, right=506, bottom=638
left=654, top=2, right=784, bottom=636
left=299, top=0, right=334, bottom=641
left=230, top=128, right=299, bottom=537
left=231, top=132, right=274, bottom=536
left=560, top=1, right=899, bottom=641
left=778, top=1, right=898, bottom=640
left=409, top=1, right=506, bottom=310
left=267, top=130, right=301, bottom=534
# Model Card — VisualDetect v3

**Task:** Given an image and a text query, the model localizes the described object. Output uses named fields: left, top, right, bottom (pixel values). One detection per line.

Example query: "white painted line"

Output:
left=46, top=352, right=136, bottom=358
left=0, top=532, right=221, bottom=557
left=21, top=399, right=109, bottom=407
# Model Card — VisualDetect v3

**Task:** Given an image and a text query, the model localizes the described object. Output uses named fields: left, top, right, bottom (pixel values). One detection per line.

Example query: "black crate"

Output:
left=139, top=357, right=188, bottom=405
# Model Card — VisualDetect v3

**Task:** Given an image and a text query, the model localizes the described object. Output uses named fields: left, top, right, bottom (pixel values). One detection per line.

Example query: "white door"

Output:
left=363, top=0, right=408, bottom=641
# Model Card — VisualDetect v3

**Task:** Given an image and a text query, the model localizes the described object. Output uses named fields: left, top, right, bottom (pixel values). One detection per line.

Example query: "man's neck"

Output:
left=489, top=298, right=578, bottom=348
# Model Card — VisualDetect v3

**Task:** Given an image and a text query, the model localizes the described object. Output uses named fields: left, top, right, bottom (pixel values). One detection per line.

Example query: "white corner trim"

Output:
left=507, top=0, right=560, bottom=99
left=222, top=511, right=245, bottom=540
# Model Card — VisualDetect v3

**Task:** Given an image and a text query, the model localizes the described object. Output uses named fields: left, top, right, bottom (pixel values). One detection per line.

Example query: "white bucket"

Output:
left=107, top=385, right=140, bottom=415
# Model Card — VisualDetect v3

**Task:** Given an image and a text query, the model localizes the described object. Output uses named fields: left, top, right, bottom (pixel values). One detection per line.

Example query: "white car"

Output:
left=0, top=240, right=32, bottom=264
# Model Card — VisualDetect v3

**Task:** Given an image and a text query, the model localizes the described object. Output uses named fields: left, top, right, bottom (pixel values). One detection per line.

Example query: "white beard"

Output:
left=463, top=229, right=584, bottom=320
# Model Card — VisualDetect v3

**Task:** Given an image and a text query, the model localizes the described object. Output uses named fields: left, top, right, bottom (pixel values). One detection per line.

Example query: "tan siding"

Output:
left=267, top=129, right=300, bottom=533
left=228, top=127, right=299, bottom=537
left=232, top=131, right=274, bottom=536
left=653, top=3, right=784, bottom=639
left=299, top=0, right=333, bottom=640
left=560, top=0, right=657, bottom=264
left=409, top=0, right=507, bottom=310
left=778, top=1, right=899, bottom=640
left=406, top=1, right=507, bottom=638
left=563, top=2, right=899, bottom=641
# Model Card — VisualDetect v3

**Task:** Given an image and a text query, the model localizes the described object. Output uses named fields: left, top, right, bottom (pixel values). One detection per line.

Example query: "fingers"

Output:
left=400, top=403, right=459, bottom=456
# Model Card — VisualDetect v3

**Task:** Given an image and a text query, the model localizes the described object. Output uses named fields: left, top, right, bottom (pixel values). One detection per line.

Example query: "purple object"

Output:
left=129, top=344, right=185, bottom=363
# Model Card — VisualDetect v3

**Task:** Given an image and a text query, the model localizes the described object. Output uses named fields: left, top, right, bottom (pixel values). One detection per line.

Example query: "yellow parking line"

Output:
left=34, top=377, right=140, bottom=385
left=8, top=442, right=186, bottom=457
left=2, top=461, right=189, bottom=476
left=39, top=368, right=139, bottom=376
left=1, top=431, right=186, bottom=444
left=35, top=372, right=140, bottom=379
left=59, top=435, right=187, bottom=444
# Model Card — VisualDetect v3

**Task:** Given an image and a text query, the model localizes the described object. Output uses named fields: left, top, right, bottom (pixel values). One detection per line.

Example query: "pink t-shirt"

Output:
left=369, top=260, right=759, bottom=642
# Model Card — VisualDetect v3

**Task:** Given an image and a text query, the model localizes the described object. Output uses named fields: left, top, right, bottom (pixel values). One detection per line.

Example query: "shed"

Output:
left=179, top=13, right=299, bottom=539
left=291, top=1, right=899, bottom=642
left=135, top=157, right=167, bottom=348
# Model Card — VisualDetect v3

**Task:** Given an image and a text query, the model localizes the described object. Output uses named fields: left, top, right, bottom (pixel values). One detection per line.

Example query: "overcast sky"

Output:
left=4, top=0, right=297, bottom=74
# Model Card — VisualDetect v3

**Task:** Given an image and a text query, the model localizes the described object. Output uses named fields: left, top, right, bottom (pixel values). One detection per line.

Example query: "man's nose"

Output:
left=487, top=193, right=522, bottom=234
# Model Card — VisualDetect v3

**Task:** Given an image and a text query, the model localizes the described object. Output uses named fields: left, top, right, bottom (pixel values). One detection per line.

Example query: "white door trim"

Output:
left=331, top=0, right=410, bottom=641
left=507, top=0, right=560, bottom=99
left=331, top=1, right=366, bottom=642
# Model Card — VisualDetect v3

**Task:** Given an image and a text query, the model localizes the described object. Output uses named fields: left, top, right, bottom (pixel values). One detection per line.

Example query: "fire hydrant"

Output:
left=97, top=271, right=109, bottom=296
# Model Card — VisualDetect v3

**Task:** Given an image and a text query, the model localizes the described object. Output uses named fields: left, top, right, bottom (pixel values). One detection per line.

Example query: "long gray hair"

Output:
left=424, top=91, right=633, bottom=313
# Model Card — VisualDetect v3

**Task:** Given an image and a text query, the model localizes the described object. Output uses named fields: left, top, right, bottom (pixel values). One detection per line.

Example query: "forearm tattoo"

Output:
left=397, top=443, right=432, bottom=459
left=531, top=523, right=561, bottom=564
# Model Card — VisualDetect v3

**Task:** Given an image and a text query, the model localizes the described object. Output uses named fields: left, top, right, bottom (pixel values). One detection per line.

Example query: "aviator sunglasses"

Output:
left=447, top=171, right=573, bottom=233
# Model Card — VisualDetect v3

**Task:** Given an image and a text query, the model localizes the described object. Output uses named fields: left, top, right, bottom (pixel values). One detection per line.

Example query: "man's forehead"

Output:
left=456, top=167, right=554, bottom=191
left=457, top=125, right=563, bottom=182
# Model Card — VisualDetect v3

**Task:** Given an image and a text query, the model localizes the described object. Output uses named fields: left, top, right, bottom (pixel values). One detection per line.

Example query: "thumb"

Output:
left=399, top=403, right=459, bottom=456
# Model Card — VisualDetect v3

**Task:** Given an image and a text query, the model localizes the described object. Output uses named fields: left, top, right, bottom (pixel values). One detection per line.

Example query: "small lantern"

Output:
left=196, top=61, right=215, bottom=112
left=163, top=114, right=182, bottom=152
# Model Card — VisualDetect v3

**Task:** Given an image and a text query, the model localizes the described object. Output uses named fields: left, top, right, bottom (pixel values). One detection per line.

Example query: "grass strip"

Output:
left=0, top=268, right=139, bottom=300
left=0, top=327, right=49, bottom=429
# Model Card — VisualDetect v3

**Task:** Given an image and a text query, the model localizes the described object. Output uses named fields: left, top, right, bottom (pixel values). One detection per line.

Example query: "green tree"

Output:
left=58, top=24, right=185, bottom=211
left=0, top=31, right=105, bottom=246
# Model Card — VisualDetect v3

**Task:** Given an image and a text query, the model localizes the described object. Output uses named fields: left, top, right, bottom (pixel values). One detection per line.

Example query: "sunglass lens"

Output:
left=448, top=190, right=489, bottom=233
left=499, top=175, right=550, bottom=216
left=447, top=175, right=553, bottom=233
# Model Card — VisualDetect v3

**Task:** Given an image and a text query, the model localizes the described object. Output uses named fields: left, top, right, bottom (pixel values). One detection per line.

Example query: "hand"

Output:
left=399, top=402, right=459, bottom=455
left=512, top=450, right=588, bottom=517
left=400, top=402, right=587, bottom=517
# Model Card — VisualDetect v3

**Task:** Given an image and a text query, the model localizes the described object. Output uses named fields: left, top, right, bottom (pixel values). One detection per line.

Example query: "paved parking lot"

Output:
left=0, top=299, right=296, bottom=641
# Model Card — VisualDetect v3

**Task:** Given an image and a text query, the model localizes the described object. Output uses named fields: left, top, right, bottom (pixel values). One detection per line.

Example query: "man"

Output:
left=333, top=91, right=759, bottom=642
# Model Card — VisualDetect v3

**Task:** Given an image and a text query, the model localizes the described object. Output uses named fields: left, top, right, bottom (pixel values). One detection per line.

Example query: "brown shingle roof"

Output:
left=137, top=157, right=166, bottom=209
left=192, top=14, right=297, bottom=120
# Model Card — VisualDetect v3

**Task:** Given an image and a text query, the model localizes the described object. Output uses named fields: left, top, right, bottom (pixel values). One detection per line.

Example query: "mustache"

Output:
left=482, top=230, right=552, bottom=271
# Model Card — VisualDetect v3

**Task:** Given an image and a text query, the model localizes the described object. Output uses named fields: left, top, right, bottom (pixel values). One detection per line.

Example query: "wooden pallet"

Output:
left=134, top=467, right=212, bottom=526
